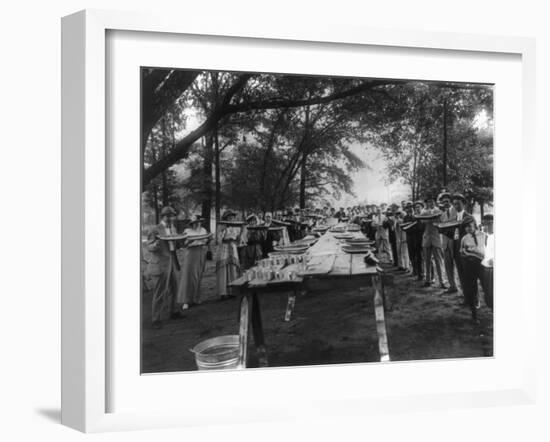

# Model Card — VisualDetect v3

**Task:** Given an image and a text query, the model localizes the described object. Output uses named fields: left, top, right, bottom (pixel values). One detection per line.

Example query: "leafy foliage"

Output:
left=140, top=69, right=494, bottom=219
left=365, top=82, right=493, bottom=204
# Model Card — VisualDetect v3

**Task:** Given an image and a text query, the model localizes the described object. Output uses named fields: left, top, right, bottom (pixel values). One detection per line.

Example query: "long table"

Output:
left=229, top=230, right=390, bottom=368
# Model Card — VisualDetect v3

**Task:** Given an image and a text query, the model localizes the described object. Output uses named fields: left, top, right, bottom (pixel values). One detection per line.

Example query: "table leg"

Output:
left=251, top=292, right=269, bottom=367
left=379, top=271, right=392, bottom=311
left=284, top=292, right=296, bottom=322
left=237, top=294, right=250, bottom=369
left=372, top=275, right=391, bottom=362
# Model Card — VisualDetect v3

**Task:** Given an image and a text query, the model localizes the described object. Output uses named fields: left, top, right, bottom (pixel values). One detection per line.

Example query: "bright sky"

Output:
left=335, top=142, right=410, bottom=207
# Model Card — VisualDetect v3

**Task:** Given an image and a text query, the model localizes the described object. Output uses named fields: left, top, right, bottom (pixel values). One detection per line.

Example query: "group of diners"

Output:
left=361, top=192, right=494, bottom=324
left=143, top=192, right=493, bottom=328
left=144, top=207, right=307, bottom=328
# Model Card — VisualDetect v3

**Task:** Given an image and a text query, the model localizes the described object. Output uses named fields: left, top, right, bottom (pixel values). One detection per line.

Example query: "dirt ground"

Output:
left=141, top=256, right=493, bottom=373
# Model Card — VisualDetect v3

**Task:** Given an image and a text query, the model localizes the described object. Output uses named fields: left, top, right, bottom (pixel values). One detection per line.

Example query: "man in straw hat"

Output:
left=406, top=201, right=425, bottom=280
left=438, top=192, right=459, bottom=293
left=145, top=206, right=182, bottom=328
left=420, top=196, right=446, bottom=288
left=386, top=208, right=399, bottom=267
left=451, top=193, right=471, bottom=303
left=480, top=213, right=494, bottom=310
left=216, top=210, right=243, bottom=300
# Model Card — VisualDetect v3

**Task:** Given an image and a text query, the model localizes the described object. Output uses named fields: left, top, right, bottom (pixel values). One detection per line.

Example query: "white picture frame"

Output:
left=61, top=9, right=537, bottom=433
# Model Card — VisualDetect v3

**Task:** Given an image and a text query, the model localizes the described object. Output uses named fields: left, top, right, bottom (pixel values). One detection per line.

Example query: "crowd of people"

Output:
left=144, top=208, right=293, bottom=328
left=361, top=192, right=494, bottom=325
left=143, top=191, right=494, bottom=328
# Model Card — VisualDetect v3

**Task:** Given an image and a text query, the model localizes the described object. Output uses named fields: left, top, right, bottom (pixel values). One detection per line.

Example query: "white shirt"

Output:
left=454, top=210, right=465, bottom=239
left=482, top=233, right=494, bottom=267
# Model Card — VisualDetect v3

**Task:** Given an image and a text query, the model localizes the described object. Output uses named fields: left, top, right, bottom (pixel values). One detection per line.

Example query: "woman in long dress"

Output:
left=242, top=214, right=264, bottom=269
left=372, top=207, right=393, bottom=263
left=177, top=215, right=211, bottom=310
left=216, top=210, right=243, bottom=300
left=261, top=212, right=283, bottom=257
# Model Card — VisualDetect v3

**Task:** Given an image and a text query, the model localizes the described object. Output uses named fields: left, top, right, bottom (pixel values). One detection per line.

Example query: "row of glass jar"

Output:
left=245, top=267, right=300, bottom=282
left=258, top=254, right=306, bottom=267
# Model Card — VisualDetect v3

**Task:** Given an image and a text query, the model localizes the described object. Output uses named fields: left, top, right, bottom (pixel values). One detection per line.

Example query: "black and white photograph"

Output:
left=5, top=0, right=549, bottom=438
left=140, top=68, right=494, bottom=373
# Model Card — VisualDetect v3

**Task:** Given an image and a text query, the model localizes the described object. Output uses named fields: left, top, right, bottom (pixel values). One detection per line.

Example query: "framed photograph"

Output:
left=61, top=9, right=536, bottom=432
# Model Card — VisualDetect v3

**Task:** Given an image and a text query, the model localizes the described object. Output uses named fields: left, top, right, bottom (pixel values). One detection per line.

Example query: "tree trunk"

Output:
left=442, top=98, right=448, bottom=188
left=150, top=144, right=160, bottom=223
left=412, top=146, right=418, bottom=201
left=160, top=117, right=169, bottom=205
left=466, top=198, right=475, bottom=215
left=260, top=111, right=284, bottom=210
left=275, top=150, right=302, bottom=208
left=141, top=70, right=199, bottom=156
left=214, top=125, right=221, bottom=223
left=211, top=72, right=221, bottom=227
left=201, top=134, right=214, bottom=232
left=299, top=106, right=310, bottom=210
left=299, top=155, right=307, bottom=209
left=153, top=184, right=159, bottom=224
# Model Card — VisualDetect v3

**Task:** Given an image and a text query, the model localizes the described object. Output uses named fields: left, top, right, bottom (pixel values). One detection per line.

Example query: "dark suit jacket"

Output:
left=455, top=211, right=471, bottom=240
left=145, top=223, right=175, bottom=276
left=403, top=214, right=424, bottom=242
left=447, top=211, right=472, bottom=253
left=335, top=210, right=346, bottom=221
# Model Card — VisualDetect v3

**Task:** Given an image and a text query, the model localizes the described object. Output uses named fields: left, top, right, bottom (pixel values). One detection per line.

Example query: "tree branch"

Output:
left=142, top=74, right=252, bottom=187
left=224, top=79, right=404, bottom=114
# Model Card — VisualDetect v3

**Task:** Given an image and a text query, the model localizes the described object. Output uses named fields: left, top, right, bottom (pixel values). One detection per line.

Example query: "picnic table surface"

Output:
left=305, top=230, right=377, bottom=277
left=230, top=228, right=390, bottom=367
left=230, top=230, right=378, bottom=290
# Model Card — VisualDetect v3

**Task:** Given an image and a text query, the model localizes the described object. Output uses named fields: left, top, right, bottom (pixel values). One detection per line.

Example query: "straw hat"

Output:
left=160, top=206, right=176, bottom=217
left=452, top=193, right=467, bottom=203
left=221, top=210, right=237, bottom=221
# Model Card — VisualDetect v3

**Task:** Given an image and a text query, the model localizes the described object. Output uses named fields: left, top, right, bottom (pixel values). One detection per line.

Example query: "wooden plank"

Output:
left=284, top=293, right=296, bottom=322
left=251, top=293, right=268, bottom=367
left=237, top=295, right=250, bottom=368
left=372, top=276, right=390, bottom=362
left=351, top=256, right=378, bottom=276
left=351, top=253, right=366, bottom=275
left=247, top=276, right=303, bottom=289
left=229, top=275, right=248, bottom=287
